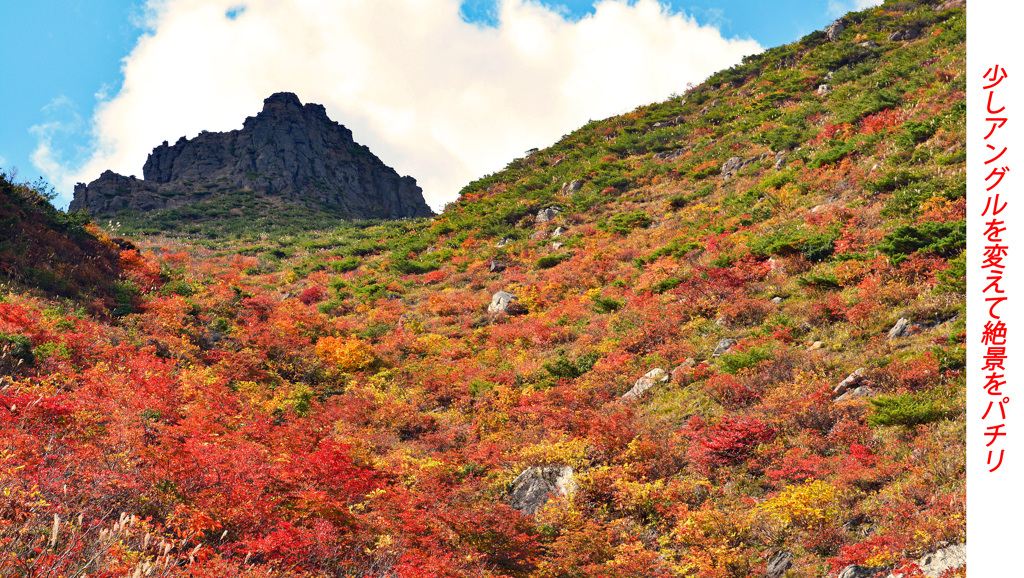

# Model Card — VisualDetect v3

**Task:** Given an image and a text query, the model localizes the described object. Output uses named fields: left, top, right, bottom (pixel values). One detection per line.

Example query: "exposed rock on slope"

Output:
left=71, top=92, right=433, bottom=221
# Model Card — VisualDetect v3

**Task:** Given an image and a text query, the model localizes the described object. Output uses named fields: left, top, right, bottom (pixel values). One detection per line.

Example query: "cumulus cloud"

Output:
left=29, top=96, right=89, bottom=187
left=47, top=0, right=761, bottom=210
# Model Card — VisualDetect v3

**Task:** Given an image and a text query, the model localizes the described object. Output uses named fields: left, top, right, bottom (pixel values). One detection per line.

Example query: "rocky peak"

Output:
left=72, top=92, right=433, bottom=222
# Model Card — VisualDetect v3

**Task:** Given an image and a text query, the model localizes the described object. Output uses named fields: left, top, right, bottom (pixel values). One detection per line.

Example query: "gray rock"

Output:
left=552, top=226, right=566, bottom=238
left=496, top=237, right=511, bottom=248
left=508, top=466, right=577, bottom=515
left=836, top=385, right=875, bottom=403
left=774, top=155, right=787, bottom=171
left=71, top=92, right=433, bottom=220
left=834, top=368, right=866, bottom=396
left=906, top=543, right=966, bottom=578
left=888, top=29, right=920, bottom=42
left=713, top=338, right=737, bottom=356
left=825, top=18, right=846, bottom=42
left=536, top=206, right=562, bottom=223
left=771, top=296, right=784, bottom=305
left=622, top=368, right=669, bottom=401
left=488, top=291, right=524, bottom=315
left=818, top=84, right=832, bottom=95
left=934, top=0, right=965, bottom=11
left=887, top=318, right=913, bottom=339
left=552, top=242, right=564, bottom=250
left=489, top=260, right=507, bottom=273
left=859, top=40, right=880, bottom=48
left=721, top=157, right=744, bottom=181
left=837, top=565, right=888, bottom=578
left=654, top=148, right=687, bottom=162
left=566, top=179, right=584, bottom=192
left=764, top=551, right=792, bottom=578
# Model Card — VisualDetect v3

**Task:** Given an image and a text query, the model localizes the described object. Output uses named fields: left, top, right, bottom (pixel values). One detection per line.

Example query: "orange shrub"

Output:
left=315, top=336, right=376, bottom=372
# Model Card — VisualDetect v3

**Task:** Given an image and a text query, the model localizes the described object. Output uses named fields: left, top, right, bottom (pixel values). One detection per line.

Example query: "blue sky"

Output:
left=0, top=0, right=877, bottom=209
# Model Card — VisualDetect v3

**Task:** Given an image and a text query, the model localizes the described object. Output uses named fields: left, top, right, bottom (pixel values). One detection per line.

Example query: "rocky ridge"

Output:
left=70, top=92, right=433, bottom=221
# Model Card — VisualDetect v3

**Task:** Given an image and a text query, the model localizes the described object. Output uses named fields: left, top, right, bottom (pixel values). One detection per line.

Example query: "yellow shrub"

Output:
left=760, top=479, right=840, bottom=529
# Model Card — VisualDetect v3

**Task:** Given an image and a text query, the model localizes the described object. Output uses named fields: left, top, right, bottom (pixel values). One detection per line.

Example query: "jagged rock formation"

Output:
left=70, top=92, right=433, bottom=220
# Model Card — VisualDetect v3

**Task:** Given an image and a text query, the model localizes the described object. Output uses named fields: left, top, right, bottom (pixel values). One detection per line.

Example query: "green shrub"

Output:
left=0, top=333, right=35, bottom=368
left=536, top=253, right=571, bottom=269
left=543, top=352, right=600, bottom=380
left=718, top=346, right=771, bottom=375
left=392, top=258, right=440, bottom=275
left=605, top=211, right=653, bottom=235
left=331, top=256, right=361, bottom=273
left=592, top=296, right=623, bottom=313
left=868, top=393, right=946, bottom=428
left=652, top=277, right=683, bottom=293
left=878, top=220, right=966, bottom=265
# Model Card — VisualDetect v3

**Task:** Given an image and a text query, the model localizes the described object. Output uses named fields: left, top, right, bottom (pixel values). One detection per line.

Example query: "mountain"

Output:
left=69, top=92, right=433, bottom=230
left=2, top=2, right=966, bottom=577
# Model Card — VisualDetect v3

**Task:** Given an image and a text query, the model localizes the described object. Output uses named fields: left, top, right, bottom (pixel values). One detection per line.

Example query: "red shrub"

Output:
left=685, top=414, right=776, bottom=472
left=299, top=285, right=327, bottom=305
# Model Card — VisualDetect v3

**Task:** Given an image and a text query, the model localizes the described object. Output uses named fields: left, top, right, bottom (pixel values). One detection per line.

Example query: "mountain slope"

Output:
left=1, top=1, right=965, bottom=577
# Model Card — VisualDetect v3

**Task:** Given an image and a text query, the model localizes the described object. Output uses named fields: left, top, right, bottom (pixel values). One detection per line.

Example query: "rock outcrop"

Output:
left=71, top=92, right=433, bottom=221
left=622, top=368, right=669, bottom=401
left=488, top=291, right=525, bottom=315
left=508, top=466, right=577, bottom=515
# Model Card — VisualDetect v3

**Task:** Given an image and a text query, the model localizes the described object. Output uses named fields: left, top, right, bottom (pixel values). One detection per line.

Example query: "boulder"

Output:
left=654, top=148, right=687, bottom=162
left=495, top=237, right=510, bottom=248
left=818, top=84, right=832, bottom=95
left=536, top=206, right=562, bottom=223
left=721, top=157, right=746, bottom=181
left=934, top=0, right=965, bottom=10
left=771, top=296, right=784, bottom=305
left=489, top=260, right=507, bottom=273
left=837, top=565, right=888, bottom=578
left=887, top=29, right=920, bottom=42
left=835, top=385, right=875, bottom=403
left=565, top=179, right=585, bottom=192
left=713, top=338, right=737, bottom=356
left=887, top=318, right=913, bottom=339
left=825, top=18, right=846, bottom=42
left=552, top=226, right=566, bottom=238
left=909, top=543, right=966, bottom=578
left=622, top=368, right=669, bottom=401
left=508, top=466, right=577, bottom=515
left=834, top=368, right=866, bottom=396
left=764, top=551, right=793, bottom=578
left=488, top=291, right=525, bottom=315
left=552, top=242, right=564, bottom=250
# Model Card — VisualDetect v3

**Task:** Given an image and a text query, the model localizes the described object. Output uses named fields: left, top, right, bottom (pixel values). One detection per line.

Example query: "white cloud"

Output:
left=45, top=0, right=761, bottom=211
left=29, top=96, right=88, bottom=189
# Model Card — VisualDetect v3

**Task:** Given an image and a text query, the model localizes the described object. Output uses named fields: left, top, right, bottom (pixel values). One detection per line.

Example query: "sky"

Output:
left=0, top=0, right=882, bottom=211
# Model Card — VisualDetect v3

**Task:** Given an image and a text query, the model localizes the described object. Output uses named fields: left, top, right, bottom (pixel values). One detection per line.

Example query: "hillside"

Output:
left=0, top=1, right=966, bottom=577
